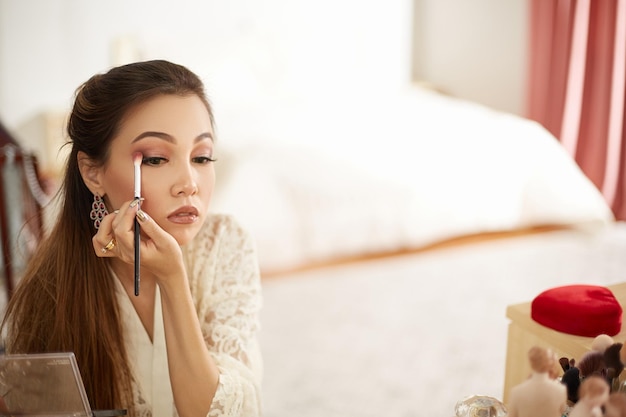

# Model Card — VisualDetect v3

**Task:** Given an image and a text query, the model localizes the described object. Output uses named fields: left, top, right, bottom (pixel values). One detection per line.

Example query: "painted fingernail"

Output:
left=136, top=209, right=148, bottom=222
left=113, top=210, right=120, bottom=214
left=129, top=197, right=145, bottom=208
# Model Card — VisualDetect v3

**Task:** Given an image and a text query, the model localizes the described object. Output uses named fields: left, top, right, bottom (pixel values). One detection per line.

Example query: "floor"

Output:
left=259, top=222, right=626, bottom=416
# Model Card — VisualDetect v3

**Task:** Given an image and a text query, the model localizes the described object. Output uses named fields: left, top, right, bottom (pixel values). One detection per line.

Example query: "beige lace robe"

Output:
left=115, top=214, right=263, bottom=417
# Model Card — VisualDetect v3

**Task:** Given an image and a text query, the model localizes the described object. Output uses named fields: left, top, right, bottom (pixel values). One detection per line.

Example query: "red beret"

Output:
left=531, top=285, right=623, bottom=337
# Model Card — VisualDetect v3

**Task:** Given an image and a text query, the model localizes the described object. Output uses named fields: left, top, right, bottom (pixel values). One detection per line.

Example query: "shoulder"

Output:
left=548, top=378, right=567, bottom=391
left=509, top=380, right=530, bottom=395
left=509, top=380, right=531, bottom=403
left=183, top=213, right=259, bottom=294
left=191, top=213, right=254, bottom=250
left=184, top=216, right=262, bottom=335
left=183, top=213, right=258, bottom=275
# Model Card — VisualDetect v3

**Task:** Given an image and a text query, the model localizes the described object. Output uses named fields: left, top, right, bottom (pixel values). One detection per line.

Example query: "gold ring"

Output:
left=101, top=238, right=116, bottom=253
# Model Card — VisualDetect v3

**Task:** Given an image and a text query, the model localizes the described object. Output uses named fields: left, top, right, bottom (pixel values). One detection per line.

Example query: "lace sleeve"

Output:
left=183, top=215, right=263, bottom=417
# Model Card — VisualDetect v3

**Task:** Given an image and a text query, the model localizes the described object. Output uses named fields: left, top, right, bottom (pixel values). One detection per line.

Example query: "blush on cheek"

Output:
left=138, top=183, right=159, bottom=209
left=137, top=200, right=154, bottom=219
left=106, top=171, right=135, bottom=205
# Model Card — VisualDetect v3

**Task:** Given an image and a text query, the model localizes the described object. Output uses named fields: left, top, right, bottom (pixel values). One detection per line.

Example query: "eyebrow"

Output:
left=131, top=131, right=213, bottom=143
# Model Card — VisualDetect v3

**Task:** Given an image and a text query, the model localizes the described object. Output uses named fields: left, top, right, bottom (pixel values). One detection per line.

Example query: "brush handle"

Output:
left=134, top=159, right=141, bottom=198
left=134, top=217, right=140, bottom=296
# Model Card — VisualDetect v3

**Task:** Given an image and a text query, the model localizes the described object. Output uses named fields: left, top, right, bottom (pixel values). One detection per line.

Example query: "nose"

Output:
left=171, top=164, right=198, bottom=196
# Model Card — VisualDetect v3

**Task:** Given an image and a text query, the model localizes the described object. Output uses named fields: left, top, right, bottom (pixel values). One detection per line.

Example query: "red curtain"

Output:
left=526, top=0, right=626, bottom=220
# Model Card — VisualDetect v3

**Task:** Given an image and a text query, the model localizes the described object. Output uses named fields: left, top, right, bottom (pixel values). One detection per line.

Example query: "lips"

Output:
left=168, top=206, right=199, bottom=224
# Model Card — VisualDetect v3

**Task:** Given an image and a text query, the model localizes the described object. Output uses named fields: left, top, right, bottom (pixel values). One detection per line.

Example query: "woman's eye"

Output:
left=192, top=156, right=217, bottom=164
left=142, top=156, right=168, bottom=166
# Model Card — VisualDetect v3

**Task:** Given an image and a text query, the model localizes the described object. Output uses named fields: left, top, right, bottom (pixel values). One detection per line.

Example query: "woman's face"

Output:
left=101, top=94, right=215, bottom=246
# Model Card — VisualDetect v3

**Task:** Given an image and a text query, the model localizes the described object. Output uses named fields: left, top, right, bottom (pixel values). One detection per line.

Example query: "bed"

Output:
left=205, top=85, right=623, bottom=416
left=210, top=85, right=614, bottom=275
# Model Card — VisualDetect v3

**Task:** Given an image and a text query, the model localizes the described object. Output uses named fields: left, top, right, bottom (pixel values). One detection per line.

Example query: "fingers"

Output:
left=115, top=197, right=142, bottom=235
left=92, top=199, right=182, bottom=278
left=93, top=198, right=139, bottom=260
left=93, top=209, right=119, bottom=258
left=93, top=198, right=158, bottom=259
left=132, top=208, right=185, bottom=279
left=101, top=237, right=117, bottom=254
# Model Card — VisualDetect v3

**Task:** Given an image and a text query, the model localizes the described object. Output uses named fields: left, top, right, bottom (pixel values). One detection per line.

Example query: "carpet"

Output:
left=259, top=223, right=626, bottom=416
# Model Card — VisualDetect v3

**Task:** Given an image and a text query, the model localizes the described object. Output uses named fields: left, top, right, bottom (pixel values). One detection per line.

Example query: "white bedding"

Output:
left=259, top=222, right=626, bottom=417
left=211, top=87, right=614, bottom=274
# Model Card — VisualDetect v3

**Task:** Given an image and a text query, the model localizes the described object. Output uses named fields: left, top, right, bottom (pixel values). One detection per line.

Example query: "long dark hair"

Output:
left=1, top=60, right=213, bottom=412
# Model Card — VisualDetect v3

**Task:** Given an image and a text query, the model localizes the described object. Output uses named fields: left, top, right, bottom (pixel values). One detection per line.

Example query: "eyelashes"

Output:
left=193, top=156, right=217, bottom=164
left=141, top=155, right=216, bottom=166
left=142, top=156, right=166, bottom=166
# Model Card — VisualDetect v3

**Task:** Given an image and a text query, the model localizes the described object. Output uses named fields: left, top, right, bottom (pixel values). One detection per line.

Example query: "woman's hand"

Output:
left=92, top=199, right=185, bottom=282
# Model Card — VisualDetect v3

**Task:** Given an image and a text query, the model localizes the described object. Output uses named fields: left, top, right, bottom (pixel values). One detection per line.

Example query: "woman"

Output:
left=1, top=60, right=262, bottom=417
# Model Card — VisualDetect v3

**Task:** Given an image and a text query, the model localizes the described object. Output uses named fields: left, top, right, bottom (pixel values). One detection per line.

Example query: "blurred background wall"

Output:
left=0, top=0, right=526, bottom=132
left=413, top=0, right=527, bottom=115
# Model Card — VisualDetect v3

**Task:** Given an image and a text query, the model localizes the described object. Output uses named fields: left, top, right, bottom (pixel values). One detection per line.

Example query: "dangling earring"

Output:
left=90, top=194, right=108, bottom=230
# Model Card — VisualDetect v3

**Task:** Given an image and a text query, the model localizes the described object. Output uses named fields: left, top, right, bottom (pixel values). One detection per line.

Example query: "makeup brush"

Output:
left=133, top=152, right=142, bottom=296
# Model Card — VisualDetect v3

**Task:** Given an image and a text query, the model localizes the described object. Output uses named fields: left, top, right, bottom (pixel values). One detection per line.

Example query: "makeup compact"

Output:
left=0, top=352, right=127, bottom=417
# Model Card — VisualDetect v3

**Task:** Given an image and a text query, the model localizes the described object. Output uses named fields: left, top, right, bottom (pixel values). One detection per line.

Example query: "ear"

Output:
left=77, top=151, right=105, bottom=196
